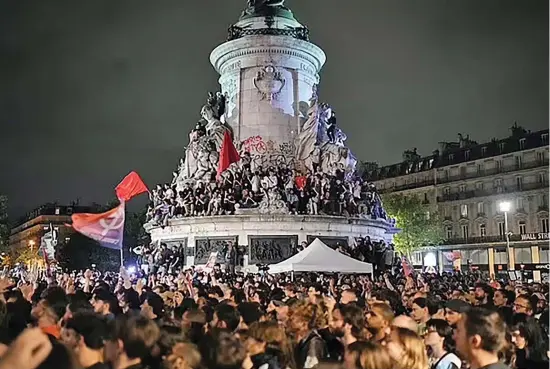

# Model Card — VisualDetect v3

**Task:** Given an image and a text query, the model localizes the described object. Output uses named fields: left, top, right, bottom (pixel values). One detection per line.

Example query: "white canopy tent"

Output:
left=268, top=238, right=373, bottom=274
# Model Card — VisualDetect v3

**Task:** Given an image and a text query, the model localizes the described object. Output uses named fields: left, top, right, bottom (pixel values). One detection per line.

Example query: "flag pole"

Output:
left=120, top=248, right=124, bottom=268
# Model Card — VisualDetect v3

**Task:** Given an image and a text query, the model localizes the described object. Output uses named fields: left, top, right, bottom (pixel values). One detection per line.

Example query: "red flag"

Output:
left=295, top=176, right=307, bottom=190
left=217, top=130, right=241, bottom=179
left=71, top=203, right=125, bottom=250
left=115, top=171, right=149, bottom=201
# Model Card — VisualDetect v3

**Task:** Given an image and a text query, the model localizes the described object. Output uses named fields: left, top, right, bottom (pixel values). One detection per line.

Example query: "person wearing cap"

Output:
left=445, top=299, right=471, bottom=327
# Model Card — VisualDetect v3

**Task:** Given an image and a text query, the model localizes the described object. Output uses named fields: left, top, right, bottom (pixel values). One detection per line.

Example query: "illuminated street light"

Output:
left=499, top=201, right=511, bottom=212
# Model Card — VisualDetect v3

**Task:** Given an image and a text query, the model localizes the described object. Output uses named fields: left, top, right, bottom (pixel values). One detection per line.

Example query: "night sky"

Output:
left=0, top=0, right=548, bottom=216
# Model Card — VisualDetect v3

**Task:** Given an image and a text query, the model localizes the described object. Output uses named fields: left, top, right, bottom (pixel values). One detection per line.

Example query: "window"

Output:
left=516, top=197, right=524, bottom=210
left=541, top=218, right=549, bottom=233
left=460, top=204, right=468, bottom=217
left=515, top=156, right=523, bottom=169
left=499, top=142, right=505, bottom=152
left=444, top=206, right=450, bottom=218
left=479, top=224, right=486, bottom=237
left=445, top=226, right=453, bottom=239
left=55, top=207, right=60, bottom=215
left=541, top=194, right=549, bottom=207
left=444, top=169, right=449, bottom=179
left=443, top=187, right=451, bottom=195
left=494, top=178, right=502, bottom=188
left=542, top=133, right=549, bottom=144
left=519, top=138, right=526, bottom=150
left=498, top=221, right=505, bottom=236
left=459, top=184, right=466, bottom=193
left=477, top=163, right=484, bottom=174
left=518, top=221, right=527, bottom=235
left=464, top=150, right=470, bottom=160
left=475, top=182, right=484, bottom=191
left=516, top=176, right=523, bottom=191
left=426, top=211, right=431, bottom=220
left=477, top=202, right=484, bottom=214
left=481, top=146, right=487, bottom=156
left=448, top=154, right=454, bottom=161
left=461, top=224, right=469, bottom=238
left=495, top=160, right=502, bottom=171
left=539, top=172, right=546, bottom=184
left=537, top=151, right=545, bottom=163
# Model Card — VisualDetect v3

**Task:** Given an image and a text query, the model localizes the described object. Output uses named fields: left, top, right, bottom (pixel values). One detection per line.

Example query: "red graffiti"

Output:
left=242, top=135, right=267, bottom=154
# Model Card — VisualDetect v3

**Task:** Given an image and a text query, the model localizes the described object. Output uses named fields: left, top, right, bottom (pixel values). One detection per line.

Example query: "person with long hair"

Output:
left=288, top=301, right=328, bottom=369
left=424, top=319, right=461, bottom=369
left=245, top=321, right=296, bottom=369
left=385, top=326, right=429, bottom=369
left=510, top=313, right=549, bottom=369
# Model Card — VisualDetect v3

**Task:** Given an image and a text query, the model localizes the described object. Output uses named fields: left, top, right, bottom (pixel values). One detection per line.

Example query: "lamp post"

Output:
left=499, top=201, right=513, bottom=270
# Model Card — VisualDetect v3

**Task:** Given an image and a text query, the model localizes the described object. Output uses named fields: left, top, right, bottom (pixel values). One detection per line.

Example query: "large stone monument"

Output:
left=145, top=1, right=396, bottom=270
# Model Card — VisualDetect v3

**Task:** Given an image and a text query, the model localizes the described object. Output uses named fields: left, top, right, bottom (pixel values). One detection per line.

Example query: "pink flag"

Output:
left=71, top=203, right=125, bottom=249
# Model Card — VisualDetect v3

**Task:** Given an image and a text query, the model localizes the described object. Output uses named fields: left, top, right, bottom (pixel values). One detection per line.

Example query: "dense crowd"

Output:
left=0, top=258, right=548, bottom=369
left=146, top=160, right=388, bottom=226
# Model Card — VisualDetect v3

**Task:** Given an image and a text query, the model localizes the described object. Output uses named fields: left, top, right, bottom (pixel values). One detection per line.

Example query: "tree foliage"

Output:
left=382, top=194, right=444, bottom=257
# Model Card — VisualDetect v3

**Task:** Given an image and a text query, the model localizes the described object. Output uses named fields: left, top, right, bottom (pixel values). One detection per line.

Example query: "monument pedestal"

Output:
left=145, top=214, right=395, bottom=270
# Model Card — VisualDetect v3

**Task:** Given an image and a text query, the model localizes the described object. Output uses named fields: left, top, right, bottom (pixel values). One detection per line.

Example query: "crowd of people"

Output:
left=0, top=259, right=548, bottom=369
left=146, top=160, right=388, bottom=226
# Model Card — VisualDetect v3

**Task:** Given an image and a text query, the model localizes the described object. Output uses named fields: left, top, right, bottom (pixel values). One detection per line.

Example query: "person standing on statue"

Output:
left=326, top=110, right=337, bottom=143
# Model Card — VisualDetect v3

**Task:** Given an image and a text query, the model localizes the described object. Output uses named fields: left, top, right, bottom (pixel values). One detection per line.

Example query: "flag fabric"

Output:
left=295, top=176, right=307, bottom=190
left=402, top=256, right=414, bottom=277
left=71, top=203, right=125, bottom=249
left=115, top=171, right=149, bottom=202
left=217, top=131, right=241, bottom=179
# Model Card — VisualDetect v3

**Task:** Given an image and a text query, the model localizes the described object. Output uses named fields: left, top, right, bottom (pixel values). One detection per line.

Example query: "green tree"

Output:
left=382, top=194, right=444, bottom=257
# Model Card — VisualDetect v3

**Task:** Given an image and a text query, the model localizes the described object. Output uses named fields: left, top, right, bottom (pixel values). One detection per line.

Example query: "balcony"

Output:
left=443, top=232, right=549, bottom=245
left=443, top=234, right=523, bottom=245
left=379, top=179, right=435, bottom=193
left=437, top=181, right=548, bottom=203
left=437, top=159, right=549, bottom=185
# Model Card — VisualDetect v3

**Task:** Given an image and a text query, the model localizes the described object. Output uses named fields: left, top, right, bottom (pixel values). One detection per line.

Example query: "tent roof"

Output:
left=268, top=238, right=373, bottom=274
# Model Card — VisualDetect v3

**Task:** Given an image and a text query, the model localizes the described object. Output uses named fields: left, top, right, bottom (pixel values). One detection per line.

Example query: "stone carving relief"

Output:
left=249, top=235, right=297, bottom=264
left=254, top=65, right=285, bottom=101
left=307, top=236, right=348, bottom=249
left=194, top=236, right=238, bottom=264
left=172, top=92, right=233, bottom=188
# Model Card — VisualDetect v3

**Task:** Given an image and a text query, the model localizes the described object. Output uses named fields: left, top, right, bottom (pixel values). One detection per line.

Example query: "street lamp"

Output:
left=499, top=201, right=513, bottom=270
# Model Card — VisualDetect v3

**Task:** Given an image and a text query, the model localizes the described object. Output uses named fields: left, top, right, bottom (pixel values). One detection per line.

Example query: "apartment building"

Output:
left=366, top=126, right=549, bottom=279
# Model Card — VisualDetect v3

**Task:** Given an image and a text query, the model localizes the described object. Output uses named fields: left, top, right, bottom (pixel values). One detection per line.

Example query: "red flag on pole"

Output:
left=115, top=171, right=149, bottom=202
left=217, top=130, right=241, bottom=179
left=71, top=203, right=125, bottom=250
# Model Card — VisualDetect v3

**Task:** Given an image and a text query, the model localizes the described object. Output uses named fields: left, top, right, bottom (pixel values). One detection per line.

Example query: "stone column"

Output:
left=488, top=247, right=495, bottom=277
left=210, top=35, right=326, bottom=167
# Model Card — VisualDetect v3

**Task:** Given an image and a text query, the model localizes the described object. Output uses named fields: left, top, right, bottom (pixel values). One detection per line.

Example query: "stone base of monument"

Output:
left=144, top=214, right=395, bottom=271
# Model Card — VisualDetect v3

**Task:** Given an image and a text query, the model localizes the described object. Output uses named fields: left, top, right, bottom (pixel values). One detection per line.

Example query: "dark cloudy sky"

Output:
left=0, top=0, right=547, bottom=216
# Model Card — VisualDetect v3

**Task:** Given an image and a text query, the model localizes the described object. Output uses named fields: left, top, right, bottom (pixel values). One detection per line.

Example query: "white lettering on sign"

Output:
left=520, top=233, right=549, bottom=241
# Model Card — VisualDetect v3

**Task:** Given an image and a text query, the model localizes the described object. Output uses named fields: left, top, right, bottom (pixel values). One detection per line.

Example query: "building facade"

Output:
left=9, top=204, right=92, bottom=256
left=367, top=126, right=549, bottom=279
